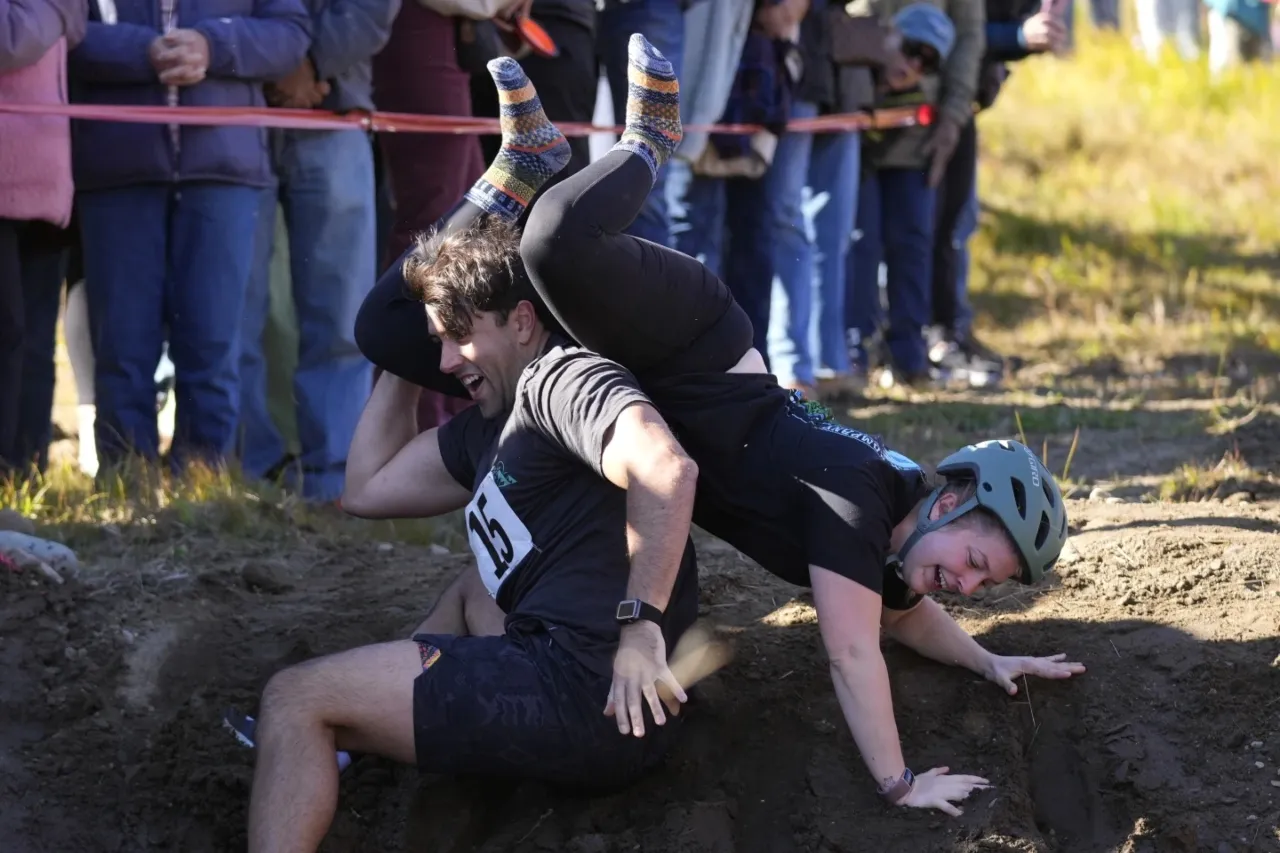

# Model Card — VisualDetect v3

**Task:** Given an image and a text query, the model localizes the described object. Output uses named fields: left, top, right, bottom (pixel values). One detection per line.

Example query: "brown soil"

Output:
left=3, top=495, right=1279, bottom=853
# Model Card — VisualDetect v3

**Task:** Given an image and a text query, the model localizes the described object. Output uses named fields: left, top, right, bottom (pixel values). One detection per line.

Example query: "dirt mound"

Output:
left=3, top=499, right=1279, bottom=853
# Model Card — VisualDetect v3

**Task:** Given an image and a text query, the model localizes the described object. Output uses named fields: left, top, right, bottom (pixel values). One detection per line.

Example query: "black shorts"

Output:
left=410, top=630, right=680, bottom=789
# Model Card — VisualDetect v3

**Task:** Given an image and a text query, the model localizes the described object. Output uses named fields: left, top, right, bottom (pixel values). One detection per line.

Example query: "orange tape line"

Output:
left=0, top=103, right=929, bottom=135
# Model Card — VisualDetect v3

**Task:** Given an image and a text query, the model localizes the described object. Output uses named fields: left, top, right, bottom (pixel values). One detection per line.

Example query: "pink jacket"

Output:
left=0, top=38, right=73, bottom=226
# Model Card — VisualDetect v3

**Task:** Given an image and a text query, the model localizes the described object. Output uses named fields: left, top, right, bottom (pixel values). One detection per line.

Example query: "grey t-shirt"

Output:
left=438, top=337, right=700, bottom=676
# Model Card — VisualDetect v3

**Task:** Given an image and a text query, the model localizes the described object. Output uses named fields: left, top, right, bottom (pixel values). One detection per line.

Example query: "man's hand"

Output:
left=149, top=29, right=210, bottom=86
left=922, top=115, right=962, bottom=188
left=1019, top=12, right=1067, bottom=53
left=984, top=652, right=1086, bottom=695
left=901, top=767, right=992, bottom=817
left=604, top=620, right=687, bottom=738
left=266, top=57, right=331, bottom=109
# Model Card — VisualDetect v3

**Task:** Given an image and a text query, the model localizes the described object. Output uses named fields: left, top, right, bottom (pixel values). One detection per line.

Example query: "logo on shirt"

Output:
left=491, top=462, right=518, bottom=489
left=786, top=391, right=922, bottom=474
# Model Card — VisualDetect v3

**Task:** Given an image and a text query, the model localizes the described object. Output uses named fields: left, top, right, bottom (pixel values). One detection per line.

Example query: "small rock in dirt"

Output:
left=241, top=564, right=294, bottom=595
left=428, top=544, right=450, bottom=555
left=1120, top=592, right=1137, bottom=606
left=1105, top=496, right=1125, bottom=504
left=1088, top=486, right=1111, bottom=502
left=1270, top=780, right=1280, bottom=788
left=1251, top=741, right=1265, bottom=749
left=1246, top=815, right=1257, bottom=821
left=1256, top=761, right=1266, bottom=769
left=0, top=509, right=36, bottom=535
left=1225, top=732, right=1247, bottom=749
left=121, top=628, right=135, bottom=644
left=376, top=542, right=394, bottom=553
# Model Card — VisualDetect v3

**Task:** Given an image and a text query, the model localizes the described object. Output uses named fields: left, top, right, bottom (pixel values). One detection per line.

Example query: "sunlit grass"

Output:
left=971, top=31, right=1280, bottom=368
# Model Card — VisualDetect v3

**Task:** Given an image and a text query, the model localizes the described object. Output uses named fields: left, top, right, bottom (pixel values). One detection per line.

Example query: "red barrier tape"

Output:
left=0, top=102, right=930, bottom=135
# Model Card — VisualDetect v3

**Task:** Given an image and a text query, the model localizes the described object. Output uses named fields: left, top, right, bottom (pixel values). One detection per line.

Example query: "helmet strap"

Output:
left=885, top=489, right=983, bottom=579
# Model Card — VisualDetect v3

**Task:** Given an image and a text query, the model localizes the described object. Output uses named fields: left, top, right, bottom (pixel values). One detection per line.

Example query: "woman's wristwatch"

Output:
left=879, top=768, right=915, bottom=805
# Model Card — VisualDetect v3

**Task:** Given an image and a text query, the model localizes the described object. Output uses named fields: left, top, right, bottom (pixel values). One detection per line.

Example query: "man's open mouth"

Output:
left=461, top=375, right=484, bottom=396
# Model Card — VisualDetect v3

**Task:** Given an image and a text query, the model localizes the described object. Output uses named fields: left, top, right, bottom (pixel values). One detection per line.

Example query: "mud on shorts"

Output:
left=410, top=630, right=682, bottom=789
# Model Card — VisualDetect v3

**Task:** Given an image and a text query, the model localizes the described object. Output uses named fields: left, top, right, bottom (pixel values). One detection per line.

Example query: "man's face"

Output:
left=426, top=306, right=527, bottom=419
left=900, top=491, right=1022, bottom=597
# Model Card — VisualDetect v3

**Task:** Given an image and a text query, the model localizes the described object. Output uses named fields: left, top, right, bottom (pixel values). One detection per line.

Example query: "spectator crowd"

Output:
left=1, top=0, right=1275, bottom=499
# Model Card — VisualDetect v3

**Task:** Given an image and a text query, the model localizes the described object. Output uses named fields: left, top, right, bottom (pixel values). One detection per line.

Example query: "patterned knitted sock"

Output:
left=614, top=33, right=683, bottom=182
left=464, top=57, right=572, bottom=221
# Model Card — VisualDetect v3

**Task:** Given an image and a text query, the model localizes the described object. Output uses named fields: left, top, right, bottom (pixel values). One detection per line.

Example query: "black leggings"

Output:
left=354, top=149, right=754, bottom=393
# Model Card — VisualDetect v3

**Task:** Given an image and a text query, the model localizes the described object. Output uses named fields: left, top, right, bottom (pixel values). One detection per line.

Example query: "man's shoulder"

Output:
left=520, top=340, right=639, bottom=398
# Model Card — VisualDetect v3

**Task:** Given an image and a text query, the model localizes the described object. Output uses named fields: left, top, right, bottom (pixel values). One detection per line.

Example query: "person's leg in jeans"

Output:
left=15, top=222, right=69, bottom=473
left=165, top=183, right=262, bottom=469
left=78, top=186, right=169, bottom=465
left=239, top=183, right=288, bottom=480
left=764, top=101, right=819, bottom=390
left=846, top=167, right=885, bottom=372
left=952, top=182, right=979, bottom=344
left=879, top=168, right=936, bottom=379
left=598, top=0, right=685, bottom=246
left=808, top=129, right=860, bottom=381
left=668, top=160, right=727, bottom=277
left=0, top=219, right=22, bottom=469
left=279, top=128, right=378, bottom=503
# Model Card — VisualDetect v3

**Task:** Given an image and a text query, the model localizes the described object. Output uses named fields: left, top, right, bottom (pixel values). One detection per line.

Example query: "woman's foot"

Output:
left=614, top=33, right=683, bottom=182
left=464, top=57, right=572, bottom=221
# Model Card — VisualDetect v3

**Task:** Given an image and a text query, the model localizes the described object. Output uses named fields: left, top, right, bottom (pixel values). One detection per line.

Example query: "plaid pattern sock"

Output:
left=464, top=57, right=572, bottom=221
left=613, top=33, right=683, bottom=182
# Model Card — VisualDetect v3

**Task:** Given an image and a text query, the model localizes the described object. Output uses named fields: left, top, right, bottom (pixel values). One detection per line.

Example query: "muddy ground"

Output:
left=4, top=412, right=1280, bottom=853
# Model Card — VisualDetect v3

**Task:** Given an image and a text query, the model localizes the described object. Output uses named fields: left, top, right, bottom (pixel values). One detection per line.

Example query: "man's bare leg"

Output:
left=412, top=563, right=506, bottom=637
left=248, top=641, right=421, bottom=853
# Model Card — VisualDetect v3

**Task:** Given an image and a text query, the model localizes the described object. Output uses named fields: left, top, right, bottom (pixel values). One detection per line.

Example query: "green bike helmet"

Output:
left=889, top=439, right=1069, bottom=584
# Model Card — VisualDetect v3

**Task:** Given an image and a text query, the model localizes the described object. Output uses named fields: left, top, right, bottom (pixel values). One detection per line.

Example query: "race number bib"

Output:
left=465, top=471, right=536, bottom=598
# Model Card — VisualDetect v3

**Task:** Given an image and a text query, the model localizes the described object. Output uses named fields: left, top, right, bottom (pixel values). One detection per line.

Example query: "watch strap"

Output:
left=879, top=768, right=915, bottom=805
left=616, top=598, right=664, bottom=625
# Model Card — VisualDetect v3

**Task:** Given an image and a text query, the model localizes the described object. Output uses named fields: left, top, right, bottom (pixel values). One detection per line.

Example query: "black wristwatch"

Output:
left=615, top=598, right=664, bottom=626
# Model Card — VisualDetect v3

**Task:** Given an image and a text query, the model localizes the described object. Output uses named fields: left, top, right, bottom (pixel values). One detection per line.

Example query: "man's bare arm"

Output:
left=599, top=402, right=699, bottom=611
left=341, top=372, right=472, bottom=519
left=598, top=402, right=699, bottom=737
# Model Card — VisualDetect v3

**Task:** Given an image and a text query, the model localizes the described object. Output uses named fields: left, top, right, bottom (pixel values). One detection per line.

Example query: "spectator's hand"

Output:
left=149, top=29, right=210, bottom=86
left=1019, top=12, right=1067, bottom=53
left=922, top=115, right=962, bottom=188
left=882, top=50, right=922, bottom=91
left=266, top=58, right=331, bottom=109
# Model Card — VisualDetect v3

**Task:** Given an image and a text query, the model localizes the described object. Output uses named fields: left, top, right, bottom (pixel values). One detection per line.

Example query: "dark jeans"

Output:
left=597, top=0, right=685, bottom=247
left=930, top=118, right=978, bottom=336
left=78, top=183, right=260, bottom=468
left=0, top=219, right=68, bottom=473
left=846, top=167, right=937, bottom=375
left=666, top=162, right=773, bottom=360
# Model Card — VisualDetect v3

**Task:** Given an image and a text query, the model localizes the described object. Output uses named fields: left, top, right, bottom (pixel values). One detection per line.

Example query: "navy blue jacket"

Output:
left=69, top=0, right=311, bottom=191
left=306, top=0, right=400, bottom=114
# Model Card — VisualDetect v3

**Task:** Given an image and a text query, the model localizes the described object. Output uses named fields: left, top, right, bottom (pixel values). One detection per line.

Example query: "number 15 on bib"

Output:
left=466, top=471, right=536, bottom=598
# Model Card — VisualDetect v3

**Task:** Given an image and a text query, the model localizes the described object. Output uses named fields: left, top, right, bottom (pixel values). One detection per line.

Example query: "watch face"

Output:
left=616, top=600, right=640, bottom=621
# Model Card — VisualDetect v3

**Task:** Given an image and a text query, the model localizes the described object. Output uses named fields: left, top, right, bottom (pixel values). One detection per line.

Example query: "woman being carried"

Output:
left=355, top=36, right=1079, bottom=818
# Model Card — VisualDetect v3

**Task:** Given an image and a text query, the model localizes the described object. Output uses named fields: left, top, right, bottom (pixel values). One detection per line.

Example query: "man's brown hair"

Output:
left=403, top=217, right=541, bottom=339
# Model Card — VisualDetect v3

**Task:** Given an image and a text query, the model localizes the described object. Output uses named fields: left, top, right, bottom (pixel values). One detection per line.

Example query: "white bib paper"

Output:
left=465, top=471, right=535, bottom=598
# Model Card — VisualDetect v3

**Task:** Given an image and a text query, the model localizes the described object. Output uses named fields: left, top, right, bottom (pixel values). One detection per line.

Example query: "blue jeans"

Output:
left=667, top=160, right=773, bottom=358
left=79, top=183, right=259, bottom=468
left=846, top=168, right=936, bottom=376
left=598, top=0, right=685, bottom=247
left=764, top=102, right=861, bottom=385
left=240, top=129, right=377, bottom=502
